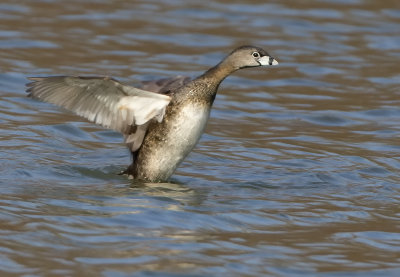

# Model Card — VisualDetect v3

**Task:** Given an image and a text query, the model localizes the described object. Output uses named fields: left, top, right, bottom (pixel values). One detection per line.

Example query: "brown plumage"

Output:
left=27, top=45, right=278, bottom=182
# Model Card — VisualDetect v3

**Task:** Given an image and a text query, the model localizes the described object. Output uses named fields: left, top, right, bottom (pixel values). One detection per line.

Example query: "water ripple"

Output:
left=1, top=0, right=400, bottom=276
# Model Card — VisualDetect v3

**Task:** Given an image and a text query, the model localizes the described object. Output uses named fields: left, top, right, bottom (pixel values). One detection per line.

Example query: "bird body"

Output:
left=27, top=45, right=278, bottom=182
left=133, top=99, right=210, bottom=181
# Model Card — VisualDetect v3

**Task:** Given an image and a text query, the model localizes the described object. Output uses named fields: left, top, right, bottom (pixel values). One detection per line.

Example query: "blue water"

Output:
left=1, top=0, right=400, bottom=276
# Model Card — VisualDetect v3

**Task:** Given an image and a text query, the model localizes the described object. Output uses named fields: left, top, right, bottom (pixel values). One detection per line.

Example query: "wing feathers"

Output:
left=116, top=95, right=170, bottom=126
left=27, top=76, right=172, bottom=152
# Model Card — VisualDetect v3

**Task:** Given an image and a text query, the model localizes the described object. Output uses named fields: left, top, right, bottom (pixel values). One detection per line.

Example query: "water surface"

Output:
left=1, top=0, right=400, bottom=276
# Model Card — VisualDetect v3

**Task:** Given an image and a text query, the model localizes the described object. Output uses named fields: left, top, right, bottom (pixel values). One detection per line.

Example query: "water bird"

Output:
left=26, top=45, right=278, bottom=182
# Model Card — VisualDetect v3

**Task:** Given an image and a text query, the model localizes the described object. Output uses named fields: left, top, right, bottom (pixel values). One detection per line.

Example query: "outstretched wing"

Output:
left=26, top=76, right=171, bottom=151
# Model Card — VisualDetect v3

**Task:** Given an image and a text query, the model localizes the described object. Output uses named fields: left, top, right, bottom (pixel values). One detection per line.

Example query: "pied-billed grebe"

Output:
left=27, top=45, right=278, bottom=182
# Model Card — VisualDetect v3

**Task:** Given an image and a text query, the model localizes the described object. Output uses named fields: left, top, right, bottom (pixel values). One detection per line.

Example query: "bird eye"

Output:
left=252, top=52, right=260, bottom=58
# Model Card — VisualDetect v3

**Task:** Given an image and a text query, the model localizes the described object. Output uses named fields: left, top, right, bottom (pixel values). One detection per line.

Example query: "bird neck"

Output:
left=171, top=56, right=239, bottom=105
left=198, top=57, right=238, bottom=86
left=184, top=57, right=238, bottom=104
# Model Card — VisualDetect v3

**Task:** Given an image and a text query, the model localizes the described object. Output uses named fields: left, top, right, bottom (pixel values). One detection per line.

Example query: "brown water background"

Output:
left=1, top=0, right=400, bottom=276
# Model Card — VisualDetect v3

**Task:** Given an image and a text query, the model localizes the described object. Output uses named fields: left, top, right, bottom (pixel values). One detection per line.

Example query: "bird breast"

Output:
left=137, top=102, right=210, bottom=181
left=164, top=102, right=210, bottom=160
